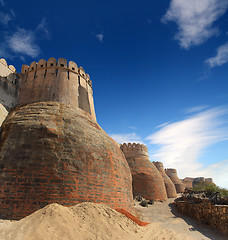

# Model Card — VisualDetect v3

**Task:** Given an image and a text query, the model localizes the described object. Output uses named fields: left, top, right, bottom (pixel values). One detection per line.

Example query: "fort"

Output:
left=153, top=161, right=177, bottom=198
left=120, top=143, right=167, bottom=201
left=165, top=168, right=185, bottom=193
left=0, top=58, right=96, bottom=120
left=0, top=58, right=133, bottom=219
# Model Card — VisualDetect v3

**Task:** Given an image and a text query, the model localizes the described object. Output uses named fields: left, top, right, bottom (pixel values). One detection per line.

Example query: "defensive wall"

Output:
left=153, top=161, right=177, bottom=198
left=182, top=177, right=214, bottom=189
left=0, top=59, right=18, bottom=111
left=0, top=58, right=96, bottom=120
left=165, top=168, right=185, bottom=193
left=120, top=143, right=167, bottom=201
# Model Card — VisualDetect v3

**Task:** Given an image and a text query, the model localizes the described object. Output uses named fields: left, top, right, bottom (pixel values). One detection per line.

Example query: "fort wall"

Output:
left=153, top=161, right=177, bottom=198
left=120, top=143, right=167, bottom=201
left=19, top=58, right=96, bottom=120
left=0, top=59, right=18, bottom=111
left=165, top=168, right=185, bottom=193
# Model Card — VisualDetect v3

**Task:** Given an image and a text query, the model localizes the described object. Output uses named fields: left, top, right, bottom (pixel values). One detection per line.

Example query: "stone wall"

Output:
left=0, top=104, right=8, bottom=126
left=120, top=143, right=167, bottom=201
left=19, top=58, right=96, bottom=120
left=0, top=59, right=18, bottom=111
left=153, top=161, right=177, bottom=198
left=175, top=201, right=228, bottom=233
left=165, top=168, right=185, bottom=193
left=0, top=102, right=134, bottom=219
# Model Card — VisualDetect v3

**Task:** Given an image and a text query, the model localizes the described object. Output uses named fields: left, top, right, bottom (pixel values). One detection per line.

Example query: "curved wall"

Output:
left=120, top=143, right=167, bottom=201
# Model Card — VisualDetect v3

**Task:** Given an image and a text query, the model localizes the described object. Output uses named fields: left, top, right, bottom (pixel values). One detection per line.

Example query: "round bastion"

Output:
left=165, top=168, right=185, bottom=193
left=120, top=143, right=167, bottom=201
left=153, top=162, right=177, bottom=198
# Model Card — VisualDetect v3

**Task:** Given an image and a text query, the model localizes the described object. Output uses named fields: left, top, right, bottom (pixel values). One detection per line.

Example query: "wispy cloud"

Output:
left=36, top=17, right=51, bottom=40
left=206, top=41, right=228, bottom=67
left=0, top=11, right=12, bottom=26
left=96, top=33, right=104, bottom=43
left=185, top=105, right=208, bottom=114
left=0, top=0, right=5, bottom=6
left=7, top=28, right=40, bottom=58
left=146, top=107, right=228, bottom=187
left=110, top=132, right=143, bottom=144
left=156, top=122, right=171, bottom=129
left=162, top=0, right=228, bottom=49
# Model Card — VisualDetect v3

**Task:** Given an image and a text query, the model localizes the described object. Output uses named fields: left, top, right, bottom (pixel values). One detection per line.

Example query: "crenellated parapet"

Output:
left=18, top=58, right=96, bottom=120
left=21, top=58, right=92, bottom=88
left=0, top=58, right=16, bottom=77
left=120, top=143, right=148, bottom=159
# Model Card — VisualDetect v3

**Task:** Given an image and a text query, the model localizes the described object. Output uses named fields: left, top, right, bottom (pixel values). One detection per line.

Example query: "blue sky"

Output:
left=1, top=0, right=228, bottom=188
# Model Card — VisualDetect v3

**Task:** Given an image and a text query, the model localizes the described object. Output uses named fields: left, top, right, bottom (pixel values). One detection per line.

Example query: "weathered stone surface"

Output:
left=0, top=103, right=8, bottom=126
left=153, top=162, right=177, bottom=198
left=120, top=143, right=167, bottom=201
left=0, top=102, right=134, bottom=219
left=176, top=200, right=228, bottom=233
left=165, top=169, right=185, bottom=193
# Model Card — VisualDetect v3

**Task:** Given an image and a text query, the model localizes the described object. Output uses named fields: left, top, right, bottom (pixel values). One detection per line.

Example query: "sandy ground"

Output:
left=0, top=199, right=227, bottom=240
left=134, top=197, right=228, bottom=240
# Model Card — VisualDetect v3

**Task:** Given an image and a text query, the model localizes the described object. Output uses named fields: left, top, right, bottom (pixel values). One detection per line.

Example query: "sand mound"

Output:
left=0, top=202, right=200, bottom=240
left=0, top=202, right=144, bottom=240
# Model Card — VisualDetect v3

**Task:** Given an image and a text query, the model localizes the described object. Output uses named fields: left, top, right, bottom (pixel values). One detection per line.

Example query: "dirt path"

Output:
left=135, top=197, right=228, bottom=240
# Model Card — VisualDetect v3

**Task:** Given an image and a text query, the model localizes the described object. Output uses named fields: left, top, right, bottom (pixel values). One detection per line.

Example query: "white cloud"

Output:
left=110, top=132, right=143, bottom=144
left=146, top=107, right=228, bottom=188
left=206, top=41, right=228, bottom=67
left=185, top=105, right=208, bottom=114
left=96, top=33, right=104, bottom=43
left=7, top=28, right=40, bottom=58
left=0, top=11, right=12, bottom=25
left=162, top=0, right=228, bottom=49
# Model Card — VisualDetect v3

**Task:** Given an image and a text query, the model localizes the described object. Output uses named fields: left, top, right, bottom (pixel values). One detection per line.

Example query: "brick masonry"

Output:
left=120, top=143, right=167, bottom=201
left=153, top=162, right=177, bottom=198
left=165, top=168, right=185, bottom=193
left=0, top=102, right=134, bottom=219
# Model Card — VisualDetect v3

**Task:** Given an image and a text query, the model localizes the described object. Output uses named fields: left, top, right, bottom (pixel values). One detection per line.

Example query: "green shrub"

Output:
left=192, top=181, right=228, bottom=198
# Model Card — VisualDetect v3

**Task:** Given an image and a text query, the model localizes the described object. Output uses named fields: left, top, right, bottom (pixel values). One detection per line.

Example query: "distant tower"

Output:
left=120, top=143, right=167, bottom=201
left=19, top=58, right=96, bottom=120
left=165, top=168, right=185, bottom=193
left=153, top=162, right=177, bottom=198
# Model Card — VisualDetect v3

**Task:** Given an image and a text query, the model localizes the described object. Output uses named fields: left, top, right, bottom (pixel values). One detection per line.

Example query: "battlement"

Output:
left=153, top=161, right=164, bottom=171
left=18, top=57, right=96, bottom=120
left=0, top=58, right=16, bottom=77
left=120, top=143, right=148, bottom=157
left=21, top=58, right=92, bottom=87
left=165, top=168, right=177, bottom=174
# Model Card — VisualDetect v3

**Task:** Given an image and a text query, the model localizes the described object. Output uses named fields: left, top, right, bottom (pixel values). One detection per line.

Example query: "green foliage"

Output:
left=192, top=181, right=228, bottom=198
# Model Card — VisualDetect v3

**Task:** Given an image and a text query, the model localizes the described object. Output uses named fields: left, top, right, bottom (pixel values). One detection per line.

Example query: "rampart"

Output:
left=153, top=161, right=177, bottom=198
left=0, top=59, right=18, bottom=111
left=165, top=168, right=185, bottom=193
left=0, top=58, right=96, bottom=120
left=19, top=58, right=96, bottom=120
left=120, top=143, right=167, bottom=201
